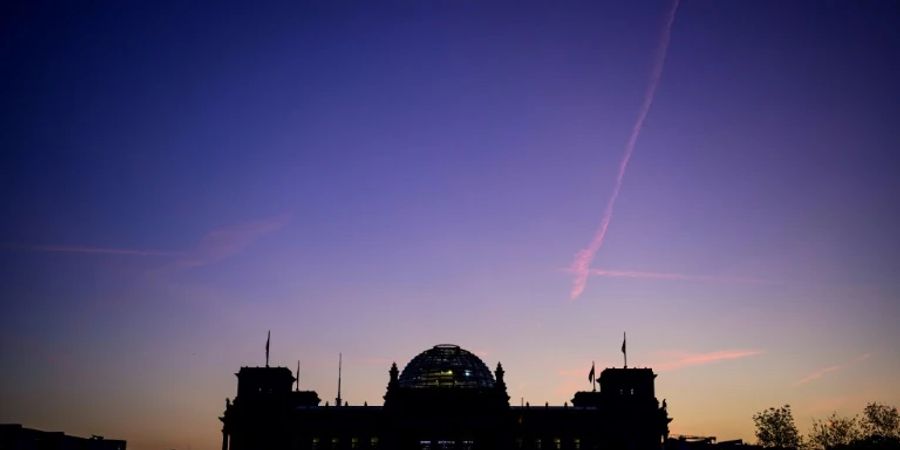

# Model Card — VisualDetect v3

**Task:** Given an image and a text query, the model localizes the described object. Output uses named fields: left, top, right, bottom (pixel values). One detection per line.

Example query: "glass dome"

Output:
left=398, top=344, right=495, bottom=389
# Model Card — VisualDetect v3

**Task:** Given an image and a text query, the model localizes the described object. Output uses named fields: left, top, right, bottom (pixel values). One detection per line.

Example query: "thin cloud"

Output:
left=590, top=268, right=769, bottom=284
left=170, top=214, right=289, bottom=270
left=794, top=353, right=871, bottom=386
left=654, top=349, right=763, bottom=372
left=795, top=365, right=843, bottom=386
left=9, top=214, right=290, bottom=272
left=22, top=244, right=180, bottom=256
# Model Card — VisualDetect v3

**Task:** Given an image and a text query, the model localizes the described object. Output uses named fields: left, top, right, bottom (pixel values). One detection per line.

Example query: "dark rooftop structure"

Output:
left=0, top=424, right=126, bottom=450
left=221, top=342, right=671, bottom=450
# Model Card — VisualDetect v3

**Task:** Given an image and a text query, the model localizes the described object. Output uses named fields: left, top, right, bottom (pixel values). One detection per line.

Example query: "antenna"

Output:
left=336, top=353, right=343, bottom=407
left=296, top=360, right=300, bottom=391
left=265, top=330, right=270, bottom=368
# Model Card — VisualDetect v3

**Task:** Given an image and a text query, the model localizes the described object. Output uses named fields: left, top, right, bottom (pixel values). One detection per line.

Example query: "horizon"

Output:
left=2, top=1, right=899, bottom=449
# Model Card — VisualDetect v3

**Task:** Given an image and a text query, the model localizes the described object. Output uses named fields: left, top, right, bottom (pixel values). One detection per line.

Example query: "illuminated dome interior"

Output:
left=398, top=344, right=495, bottom=389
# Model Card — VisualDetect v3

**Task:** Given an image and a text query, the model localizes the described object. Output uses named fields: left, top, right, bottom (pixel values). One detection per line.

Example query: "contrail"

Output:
left=654, top=349, right=763, bottom=372
left=19, top=244, right=180, bottom=256
left=794, top=353, right=871, bottom=386
left=590, top=269, right=768, bottom=284
left=570, top=0, right=680, bottom=299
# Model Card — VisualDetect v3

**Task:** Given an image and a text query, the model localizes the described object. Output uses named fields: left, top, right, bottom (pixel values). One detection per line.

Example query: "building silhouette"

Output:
left=0, top=424, right=126, bottom=450
left=221, top=344, right=670, bottom=450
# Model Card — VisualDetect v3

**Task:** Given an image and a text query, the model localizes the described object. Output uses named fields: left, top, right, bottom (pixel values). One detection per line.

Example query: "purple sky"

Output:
left=2, top=1, right=899, bottom=449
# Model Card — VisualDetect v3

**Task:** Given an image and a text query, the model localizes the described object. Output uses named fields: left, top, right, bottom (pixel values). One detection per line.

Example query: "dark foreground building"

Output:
left=221, top=344, right=670, bottom=450
left=0, top=424, right=126, bottom=450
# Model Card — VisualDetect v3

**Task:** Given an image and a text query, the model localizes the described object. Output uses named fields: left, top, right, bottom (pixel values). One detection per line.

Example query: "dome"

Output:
left=398, top=344, right=495, bottom=389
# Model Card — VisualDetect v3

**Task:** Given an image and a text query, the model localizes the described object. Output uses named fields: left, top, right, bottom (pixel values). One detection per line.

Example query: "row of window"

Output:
left=306, top=436, right=591, bottom=450
left=419, top=439, right=475, bottom=450
left=310, top=436, right=378, bottom=449
left=517, top=437, right=581, bottom=450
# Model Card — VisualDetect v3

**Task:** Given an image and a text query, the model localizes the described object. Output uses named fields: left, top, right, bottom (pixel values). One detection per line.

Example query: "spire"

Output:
left=494, top=362, right=509, bottom=403
left=389, top=362, right=399, bottom=383
left=384, top=362, right=400, bottom=407
left=335, top=353, right=343, bottom=407
left=265, top=330, right=270, bottom=368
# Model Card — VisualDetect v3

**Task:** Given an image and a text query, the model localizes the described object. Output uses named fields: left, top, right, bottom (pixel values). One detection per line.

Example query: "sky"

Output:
left=1, top=0, right=899, bottom=449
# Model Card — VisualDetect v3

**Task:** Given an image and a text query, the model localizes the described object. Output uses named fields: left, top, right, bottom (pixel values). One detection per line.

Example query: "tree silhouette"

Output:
left=809, top=413, right=860, bottom=450
left=754, top=404, right=801, bottom=449
left=862, top=403, right=900, bottom=440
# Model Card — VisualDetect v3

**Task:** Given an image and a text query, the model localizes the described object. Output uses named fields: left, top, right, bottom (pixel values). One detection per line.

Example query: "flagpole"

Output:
left=336, top=353, right=343, bottom=407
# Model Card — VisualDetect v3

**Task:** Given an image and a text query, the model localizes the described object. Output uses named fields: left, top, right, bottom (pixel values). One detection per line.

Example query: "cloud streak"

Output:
left=169, top=215, right=289, bottom=270
left=794, top=353, right=871, bottom=386
left=654, top=349, right=763, bottom=372
left=22, top=245, right=180, bottom=256
left=9, top=214, right=289, bottom=271
left=795, top=365, right=843, bottom=386
left=569, top=0, right=680, bottom=299
left=590, top=268, right=769, bottom=284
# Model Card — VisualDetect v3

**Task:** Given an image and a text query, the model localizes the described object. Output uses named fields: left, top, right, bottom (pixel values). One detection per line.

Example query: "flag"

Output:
left=588, top=362, right=595, bottom=383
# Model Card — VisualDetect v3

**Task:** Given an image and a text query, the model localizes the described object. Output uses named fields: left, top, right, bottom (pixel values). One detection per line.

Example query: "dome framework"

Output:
left=398, top=344, right=495, bottom=389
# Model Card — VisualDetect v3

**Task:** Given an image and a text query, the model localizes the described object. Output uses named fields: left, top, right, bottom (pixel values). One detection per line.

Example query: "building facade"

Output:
left=221, top=344, right=671, bottom=450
